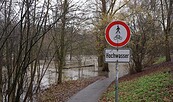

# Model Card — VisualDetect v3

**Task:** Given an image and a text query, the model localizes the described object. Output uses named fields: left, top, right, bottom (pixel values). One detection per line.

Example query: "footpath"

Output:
left=67, top=77, right=115, bottom=102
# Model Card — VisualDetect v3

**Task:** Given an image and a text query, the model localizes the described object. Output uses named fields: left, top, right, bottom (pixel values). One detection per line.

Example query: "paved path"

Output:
left=67, top=77, right=115, bottom=102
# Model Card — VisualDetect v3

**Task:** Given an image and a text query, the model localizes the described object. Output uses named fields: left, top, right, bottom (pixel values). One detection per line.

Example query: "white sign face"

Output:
left=109, top=25, right=127, bottom=43
left=104, top=49, right=131, bottom=63
left=105, top=21, right=131, bottom=47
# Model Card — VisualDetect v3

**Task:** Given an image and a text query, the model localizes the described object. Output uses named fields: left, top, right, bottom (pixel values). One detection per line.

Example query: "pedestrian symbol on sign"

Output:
left=116, top=25, right=120, bottom=33
left=114, top=25, right=122, bottom=40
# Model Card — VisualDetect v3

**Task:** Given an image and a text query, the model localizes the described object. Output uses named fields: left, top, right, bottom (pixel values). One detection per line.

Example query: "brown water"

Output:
left=40, top=56, right=130, bottom=89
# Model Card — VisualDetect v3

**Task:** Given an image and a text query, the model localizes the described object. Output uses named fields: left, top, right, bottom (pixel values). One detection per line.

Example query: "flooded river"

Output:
left=40, top=55, right=130, bottom=89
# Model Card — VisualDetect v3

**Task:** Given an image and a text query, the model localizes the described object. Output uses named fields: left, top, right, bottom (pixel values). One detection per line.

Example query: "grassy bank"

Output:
left=154, top=56, right=166, bottom=64
left=100, top=68, right=173, bottom=102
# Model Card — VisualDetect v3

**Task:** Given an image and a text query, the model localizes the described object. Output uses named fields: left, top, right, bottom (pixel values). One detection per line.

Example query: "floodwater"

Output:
left=40, top=55, right=130, bottom=89
left=1, top=55, right=130, bottom=102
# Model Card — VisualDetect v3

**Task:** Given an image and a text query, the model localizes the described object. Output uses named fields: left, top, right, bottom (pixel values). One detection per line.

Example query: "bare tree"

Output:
left=51, top=0, right=90, bottom=84
left=160, top=0, right=173, bottom=62
left=91, top=0, right=130, bottom=73
left=0, top=0, right=65, bottom=101
left=121, top=0, right=169, bottom=73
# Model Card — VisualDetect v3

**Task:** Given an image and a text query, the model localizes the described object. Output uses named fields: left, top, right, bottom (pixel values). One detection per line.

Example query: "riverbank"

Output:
left=99, top=62, right=173, bottom=102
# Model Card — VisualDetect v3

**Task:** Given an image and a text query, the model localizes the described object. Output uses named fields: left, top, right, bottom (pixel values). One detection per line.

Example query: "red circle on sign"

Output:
left=105, top=21, right=130, bottom=47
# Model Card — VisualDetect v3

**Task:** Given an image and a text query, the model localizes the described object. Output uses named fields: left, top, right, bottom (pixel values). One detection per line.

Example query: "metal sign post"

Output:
left=105, top=21, right=131, bottom=102
left=115, top=61, right=118, bottom=102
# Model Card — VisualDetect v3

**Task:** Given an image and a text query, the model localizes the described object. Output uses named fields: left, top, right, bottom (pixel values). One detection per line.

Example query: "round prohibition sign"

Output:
left=105, top=21, right=130, bottom=47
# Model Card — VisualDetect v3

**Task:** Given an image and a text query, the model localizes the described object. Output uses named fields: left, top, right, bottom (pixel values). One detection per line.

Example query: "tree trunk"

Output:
left=98, top=53, right=109, bottom=76
left=160, top=0, right=172, bottom=62
left=0, top=51, right=3, bottom=102
left=135, top=61, right=142, bottom=72
left=58, top=60, right=63, bottom=84
left=98, top=55, right=103, bottom=67
left=165, top=33, right=171, bottom=62
left=58, top=0, right=67, bottom=84
left=100, top=0, right=109, bottom=72
left=102, top=63, right=109, bottom=72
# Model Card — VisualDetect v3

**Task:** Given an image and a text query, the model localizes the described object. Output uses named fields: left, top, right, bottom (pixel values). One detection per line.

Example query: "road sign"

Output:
left=104, top=49, right=131, bottom=63
left=105, top=21, right=130, bottom=47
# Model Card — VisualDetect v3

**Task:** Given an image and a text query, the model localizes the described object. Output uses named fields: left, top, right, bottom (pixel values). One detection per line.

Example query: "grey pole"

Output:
left=115, top=61, right=118, bottom=102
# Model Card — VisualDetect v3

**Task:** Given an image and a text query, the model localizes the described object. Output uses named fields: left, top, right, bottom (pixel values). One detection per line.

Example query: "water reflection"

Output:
left=63, top=66, right=98, bottom=80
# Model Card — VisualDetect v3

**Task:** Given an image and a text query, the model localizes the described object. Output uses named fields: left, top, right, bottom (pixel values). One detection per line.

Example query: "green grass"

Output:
left=100, top=72, right=173, bottom=102
left=154, top=56, right=166, bottom=64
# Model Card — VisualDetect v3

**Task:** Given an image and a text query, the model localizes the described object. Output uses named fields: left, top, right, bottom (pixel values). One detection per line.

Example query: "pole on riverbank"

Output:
left=105, top=21, right=131, bottom=102
left=115, top=61, right=118, bottom=102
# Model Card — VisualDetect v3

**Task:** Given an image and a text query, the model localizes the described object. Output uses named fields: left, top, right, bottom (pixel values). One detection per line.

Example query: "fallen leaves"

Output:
left=37, top=76, right=103, bottom=102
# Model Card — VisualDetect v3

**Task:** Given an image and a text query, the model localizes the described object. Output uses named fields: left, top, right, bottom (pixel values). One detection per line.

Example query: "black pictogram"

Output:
left=116, top=25, right=120, bottom=33
left=114, top=35, right=122, bottom=40
left=114, top=25, right=122, bottom=40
